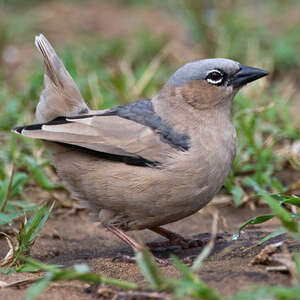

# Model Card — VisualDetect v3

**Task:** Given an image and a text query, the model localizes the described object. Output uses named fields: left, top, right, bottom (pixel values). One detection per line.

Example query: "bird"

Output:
left=13, top=34, right=268, bottom=262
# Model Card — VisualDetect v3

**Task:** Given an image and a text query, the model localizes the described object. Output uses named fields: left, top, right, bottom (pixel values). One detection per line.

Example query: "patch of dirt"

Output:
left=0, top=205, right=297, bottom=299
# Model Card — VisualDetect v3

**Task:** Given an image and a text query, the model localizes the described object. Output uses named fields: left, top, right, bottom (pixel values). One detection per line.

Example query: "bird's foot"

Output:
left=106, top=225, right=170, bottom=265
left=112, top=254, right=137, bottom=264
left=181, top=255, right=198, bottom=265
left=149, top=227, right=203, bottom=250
left=147, top=237, right=203, bottom=251
left=172, top=236, right=203, bottom=249
left=112, top=254, right=170, bottom=266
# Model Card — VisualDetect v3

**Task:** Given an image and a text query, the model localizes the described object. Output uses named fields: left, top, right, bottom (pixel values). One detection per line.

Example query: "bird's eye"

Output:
left=206, top=70, right=224, bottom=85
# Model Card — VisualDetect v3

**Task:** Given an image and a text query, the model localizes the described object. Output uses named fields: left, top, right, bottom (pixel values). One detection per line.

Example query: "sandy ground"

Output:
left=0, top=205, right=298, bottom=299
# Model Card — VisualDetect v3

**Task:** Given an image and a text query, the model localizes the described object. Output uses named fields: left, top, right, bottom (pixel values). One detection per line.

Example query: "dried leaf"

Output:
left=0, top=232, right=16, bottom=267
left=250, top=241, right=283, bottom=265
left=0, top=278, right=40, bottom=289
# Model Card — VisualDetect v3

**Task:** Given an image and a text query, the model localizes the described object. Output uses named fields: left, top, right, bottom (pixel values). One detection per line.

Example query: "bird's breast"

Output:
left=189, top=121, right=237, bottom=193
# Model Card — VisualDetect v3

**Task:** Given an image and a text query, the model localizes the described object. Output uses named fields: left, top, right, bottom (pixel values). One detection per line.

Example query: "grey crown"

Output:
left=167, top=58, right=240, bottom=86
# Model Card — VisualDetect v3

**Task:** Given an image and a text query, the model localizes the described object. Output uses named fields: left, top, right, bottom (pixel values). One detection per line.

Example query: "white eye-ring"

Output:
left=206, top=69, right=224, bottom=85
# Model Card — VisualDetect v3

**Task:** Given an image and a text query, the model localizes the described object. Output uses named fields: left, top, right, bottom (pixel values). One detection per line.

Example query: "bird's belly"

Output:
left=48, top=140, right=235, bottom=231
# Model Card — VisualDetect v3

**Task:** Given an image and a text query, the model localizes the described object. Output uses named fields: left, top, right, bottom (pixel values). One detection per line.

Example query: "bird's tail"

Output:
left=34, top=34, right=89, bottom=123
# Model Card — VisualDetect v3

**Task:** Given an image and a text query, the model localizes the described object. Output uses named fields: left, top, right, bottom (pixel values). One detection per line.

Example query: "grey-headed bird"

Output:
left=14, top=35, right=268, bottom=261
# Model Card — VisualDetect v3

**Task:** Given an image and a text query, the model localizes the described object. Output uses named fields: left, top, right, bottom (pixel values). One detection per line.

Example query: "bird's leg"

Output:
left=106, top=225, right=168, bottom=265
left=148, top=226, right=203, bottom=249
left=107, top=225, right=141, bottom=251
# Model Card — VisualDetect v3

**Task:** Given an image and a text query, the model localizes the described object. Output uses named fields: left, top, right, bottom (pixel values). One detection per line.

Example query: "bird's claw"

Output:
left=148, top=237, right=203, bottom=251
left=112, top=254, right=137, bottom=263
left=112, top=254, right=170, bottom=266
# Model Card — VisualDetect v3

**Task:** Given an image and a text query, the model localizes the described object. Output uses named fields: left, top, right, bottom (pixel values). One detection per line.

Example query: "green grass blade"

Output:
left=9, top=172, right=28, bottom=198
left=135, top=248, right=166, bottom=290
left=279, top=196, right=300, bottom=207
left=258, top=228, right=287, bottom=245
left=29, top=202, right=54, bottom=242
left=24, top=205, right=47, bottom=241
left=24, top=156, right=56, bottom=190
left=294, top=253, right=300, bottom=279
left=25, top=277, right=52, bottom=300
left=233, top=215, right=274, bottom=240
left=262, top=192, right=299, bottom=233
left=171, top=255, right=195, bottom=281
left=191, top=242, right=214, bottom=272
left=21, top=256, right=137, bottom=292
left=171, top=255, right=221, bottom=300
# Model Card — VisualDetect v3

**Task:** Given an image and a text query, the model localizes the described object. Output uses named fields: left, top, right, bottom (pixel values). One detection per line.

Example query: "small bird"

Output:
left=14, top=35, right=268, bottom=260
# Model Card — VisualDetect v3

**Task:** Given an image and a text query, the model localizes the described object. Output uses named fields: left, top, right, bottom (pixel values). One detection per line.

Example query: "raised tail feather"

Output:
left=35, top=34, right=88, bottom=123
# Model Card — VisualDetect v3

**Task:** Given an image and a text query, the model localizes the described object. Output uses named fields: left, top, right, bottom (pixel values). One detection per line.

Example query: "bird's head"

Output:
left=166, top=58, right=268, bottom=110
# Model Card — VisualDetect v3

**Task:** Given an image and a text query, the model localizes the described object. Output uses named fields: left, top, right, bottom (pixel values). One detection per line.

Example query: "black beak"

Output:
left=230, top=64, right=269, bottom=88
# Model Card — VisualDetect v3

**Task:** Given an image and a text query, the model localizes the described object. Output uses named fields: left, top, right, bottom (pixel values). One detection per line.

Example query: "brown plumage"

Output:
left=14, top=34, right=268, bottom=259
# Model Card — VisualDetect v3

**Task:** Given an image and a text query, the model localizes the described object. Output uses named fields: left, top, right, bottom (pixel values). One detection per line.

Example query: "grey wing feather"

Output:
left=20, top=114, right=176, bottom=162
left=17, top=35, right=178, bottom=163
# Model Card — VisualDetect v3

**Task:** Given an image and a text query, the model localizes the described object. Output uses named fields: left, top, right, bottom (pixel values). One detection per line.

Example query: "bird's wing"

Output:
left=14, top=100, right=190, bottom=165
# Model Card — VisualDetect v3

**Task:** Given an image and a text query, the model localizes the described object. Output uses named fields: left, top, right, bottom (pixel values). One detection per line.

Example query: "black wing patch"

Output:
left=14, top=117, right=68, bottom=133
left=55, top=142, right=161, bottom=167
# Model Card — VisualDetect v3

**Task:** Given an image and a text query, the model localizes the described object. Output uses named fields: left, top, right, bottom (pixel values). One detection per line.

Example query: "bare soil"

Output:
left=0, top=205, right=298, bottom=299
